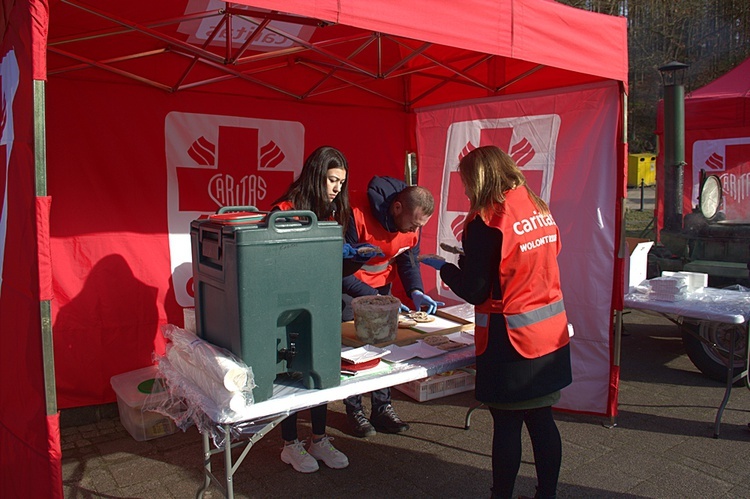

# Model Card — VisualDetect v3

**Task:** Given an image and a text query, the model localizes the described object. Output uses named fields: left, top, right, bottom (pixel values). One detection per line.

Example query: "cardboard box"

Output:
left=110, top=366, right=176, bottom=441
left=625, top=237, right=653, bottom=293
left=394, top=369, right=475, bottom=402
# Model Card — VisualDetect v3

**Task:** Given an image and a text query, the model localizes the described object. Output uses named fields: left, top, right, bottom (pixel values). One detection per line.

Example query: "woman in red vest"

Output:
left=422, top=145, right=572, bottom=499
left=270, top=145, right=352, bottom=474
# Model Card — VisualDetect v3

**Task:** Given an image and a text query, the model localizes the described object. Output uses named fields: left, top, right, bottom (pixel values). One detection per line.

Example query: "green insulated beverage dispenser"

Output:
left=190, top=207, right=343, bottom=403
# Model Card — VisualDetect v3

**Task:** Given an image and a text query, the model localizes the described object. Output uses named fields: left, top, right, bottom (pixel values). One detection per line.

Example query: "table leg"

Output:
left=196, top=424, right=235, bottom=499
left=196, top=431, right=212, bottom=499
left=195, top=415, right=289, bottom=498
left=713, top=327, right=737, bottom=439
left=224, top=424, right=234, bottom=499
left=464, top=402, right=484, bottom=429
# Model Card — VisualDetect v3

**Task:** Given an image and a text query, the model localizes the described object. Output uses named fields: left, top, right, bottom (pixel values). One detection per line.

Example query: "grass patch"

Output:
left=625, top=208, right=655, bottom=239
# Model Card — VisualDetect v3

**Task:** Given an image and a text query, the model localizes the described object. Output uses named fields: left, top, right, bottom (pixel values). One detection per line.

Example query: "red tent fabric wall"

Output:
left=0, top=1, right=63, bottom=498
left=47, top=77, right=408, bottom=408
left=2, top=0, right=627, bottom=495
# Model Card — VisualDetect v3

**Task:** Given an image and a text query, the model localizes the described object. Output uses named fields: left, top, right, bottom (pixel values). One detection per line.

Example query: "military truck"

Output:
left=652, top=61, right=749, bottom=383
left=655, top=173, right=750, bottom=382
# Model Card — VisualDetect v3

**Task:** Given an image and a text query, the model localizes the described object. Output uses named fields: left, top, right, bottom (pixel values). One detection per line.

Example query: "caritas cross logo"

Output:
left=692, top=137, right=750, bottom=220
left=435, top=115, right=560, bottom=299
left=165, top=112, right=304, bottom=307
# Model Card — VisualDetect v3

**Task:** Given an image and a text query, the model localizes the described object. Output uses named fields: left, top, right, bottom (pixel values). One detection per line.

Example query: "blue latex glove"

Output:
left=399, top=302, right=410, bottom=313
left=411, top=290, right=445, bottom=315
left=342, top=243, right=358, bottom=259
left=420, top=257, right=446, bottom=270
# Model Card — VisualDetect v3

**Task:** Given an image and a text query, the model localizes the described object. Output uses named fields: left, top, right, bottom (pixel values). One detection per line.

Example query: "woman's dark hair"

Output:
left=274, top=146, right=351, bottom=232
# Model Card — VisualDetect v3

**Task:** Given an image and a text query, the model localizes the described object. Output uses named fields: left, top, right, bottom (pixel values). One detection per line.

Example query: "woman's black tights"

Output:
left=280, top=403, right=328, bottom=441
left=488, top=405, right=561, bottom=499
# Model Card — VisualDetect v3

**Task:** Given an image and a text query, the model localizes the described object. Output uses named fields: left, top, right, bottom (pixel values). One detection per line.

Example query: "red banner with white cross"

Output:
left=47, top=78, right=406, bottom=409
left=416, top=82, right=621, bottom=415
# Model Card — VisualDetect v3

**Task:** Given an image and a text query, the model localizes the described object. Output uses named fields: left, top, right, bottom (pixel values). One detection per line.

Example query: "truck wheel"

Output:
left=681, top=320, right=746, bottom=385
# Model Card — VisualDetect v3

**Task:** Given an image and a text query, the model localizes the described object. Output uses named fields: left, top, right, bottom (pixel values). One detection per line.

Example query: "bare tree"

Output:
left=557, top=0, right=750, bottom=152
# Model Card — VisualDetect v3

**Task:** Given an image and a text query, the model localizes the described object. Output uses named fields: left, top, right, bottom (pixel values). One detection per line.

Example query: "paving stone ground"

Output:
left=61, top=310, right=750, bottom=498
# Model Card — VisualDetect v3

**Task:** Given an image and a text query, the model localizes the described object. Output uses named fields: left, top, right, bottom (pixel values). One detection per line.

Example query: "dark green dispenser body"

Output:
left=190, top=209, right=342, bottom=403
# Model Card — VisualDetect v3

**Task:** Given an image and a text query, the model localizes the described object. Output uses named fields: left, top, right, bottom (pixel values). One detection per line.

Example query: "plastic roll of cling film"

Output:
left=164, top=325, right=254, bottom=393
left=214, top=356, right=251, bottom=392
left=166, top=346, right=253, bottom=411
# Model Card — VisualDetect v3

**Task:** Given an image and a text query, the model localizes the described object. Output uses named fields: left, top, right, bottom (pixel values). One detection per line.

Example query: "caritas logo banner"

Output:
left=165, top=112, right=304, bottom=307
left=416, top=83, right=621, bottom=415
left=692, top=138, right=750, bottom=221
left=434, top=116, right=560, bottom=300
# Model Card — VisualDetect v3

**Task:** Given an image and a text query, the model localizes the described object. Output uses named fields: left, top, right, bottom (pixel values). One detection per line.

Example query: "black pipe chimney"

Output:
left=659, top=61, right=689, bottom=232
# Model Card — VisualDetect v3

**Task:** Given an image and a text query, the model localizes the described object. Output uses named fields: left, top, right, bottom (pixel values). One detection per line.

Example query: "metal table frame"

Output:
left=193, top=346, right=476, bottom=499
left=623, top=287, right=750, bottom=438
left=197, top=415, right=286, bottom=499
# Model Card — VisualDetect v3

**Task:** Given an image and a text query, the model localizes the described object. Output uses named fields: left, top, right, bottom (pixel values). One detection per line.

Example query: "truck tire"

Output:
left=681, top=320, right=746, bottom=385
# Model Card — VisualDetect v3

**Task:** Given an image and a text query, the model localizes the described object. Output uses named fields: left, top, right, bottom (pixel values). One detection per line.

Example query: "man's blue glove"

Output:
left=399, top=302, right=410, bottom=314
left=411, top=290, right=445, bottom=315
left=420, top=257, right=446, bottom=270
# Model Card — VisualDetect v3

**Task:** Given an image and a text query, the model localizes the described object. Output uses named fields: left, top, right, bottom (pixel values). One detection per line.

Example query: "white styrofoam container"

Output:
left=394, top=369, right=475, bottom=402
left=110, top=365, right=176, bottom=441
left=661, top=270, right=708, bottom=293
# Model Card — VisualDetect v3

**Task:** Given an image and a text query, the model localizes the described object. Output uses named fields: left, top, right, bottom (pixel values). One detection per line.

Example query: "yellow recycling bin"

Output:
left=628, top=153, right=656, bottom=187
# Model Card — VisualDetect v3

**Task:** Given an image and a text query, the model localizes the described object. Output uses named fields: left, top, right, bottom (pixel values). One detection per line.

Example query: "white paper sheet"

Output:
left=441, top=303, right=475, bottom=322
left=447, top=330, right=475, bottom=346
left=383, top=342, right=446, bottom=362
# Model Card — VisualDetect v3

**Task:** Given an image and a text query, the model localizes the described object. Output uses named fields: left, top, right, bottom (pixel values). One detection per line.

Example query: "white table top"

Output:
left=221, top=343, right=475, bottom=424
left=155, top=331, right=476, bottom=426
left=624, top=287, right=750, bottom=325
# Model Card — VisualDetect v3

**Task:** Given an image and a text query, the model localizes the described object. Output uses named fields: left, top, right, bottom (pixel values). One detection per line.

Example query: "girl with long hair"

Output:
left=271, top=145, right=352, bottom=473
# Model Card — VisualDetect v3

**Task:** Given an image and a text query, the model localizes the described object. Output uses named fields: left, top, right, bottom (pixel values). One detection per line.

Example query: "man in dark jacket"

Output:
left=342, top=176, right=444, bottom=437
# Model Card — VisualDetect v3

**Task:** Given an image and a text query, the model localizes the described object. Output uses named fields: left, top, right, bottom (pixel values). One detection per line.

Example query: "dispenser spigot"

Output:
left=278, top=332, right=299, bottom=367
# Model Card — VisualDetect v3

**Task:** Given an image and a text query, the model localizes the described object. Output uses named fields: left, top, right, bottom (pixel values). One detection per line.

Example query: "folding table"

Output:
left=624, top=287, right=750, bottom=438
left=188, top=345, right=476, bottom=499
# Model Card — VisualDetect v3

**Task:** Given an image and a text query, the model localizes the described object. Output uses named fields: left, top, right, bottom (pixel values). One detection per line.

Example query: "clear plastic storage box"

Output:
left=110, top=365, right=176, bottom=441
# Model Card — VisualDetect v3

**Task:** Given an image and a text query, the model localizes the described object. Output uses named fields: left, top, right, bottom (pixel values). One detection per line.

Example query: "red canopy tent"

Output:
left=656, top=57, right=750, bottom=228
left=0, top=1, right=627, bottom=496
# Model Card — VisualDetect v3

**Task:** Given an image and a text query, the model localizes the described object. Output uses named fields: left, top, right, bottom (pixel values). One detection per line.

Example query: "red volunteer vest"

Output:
left=272, top=200, right=333, bottom=221
left=351, top=192, right=418, bottom=288
left=273, top=200, right=295, bottom=211
left=472, top=187, right=569, bottom=359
